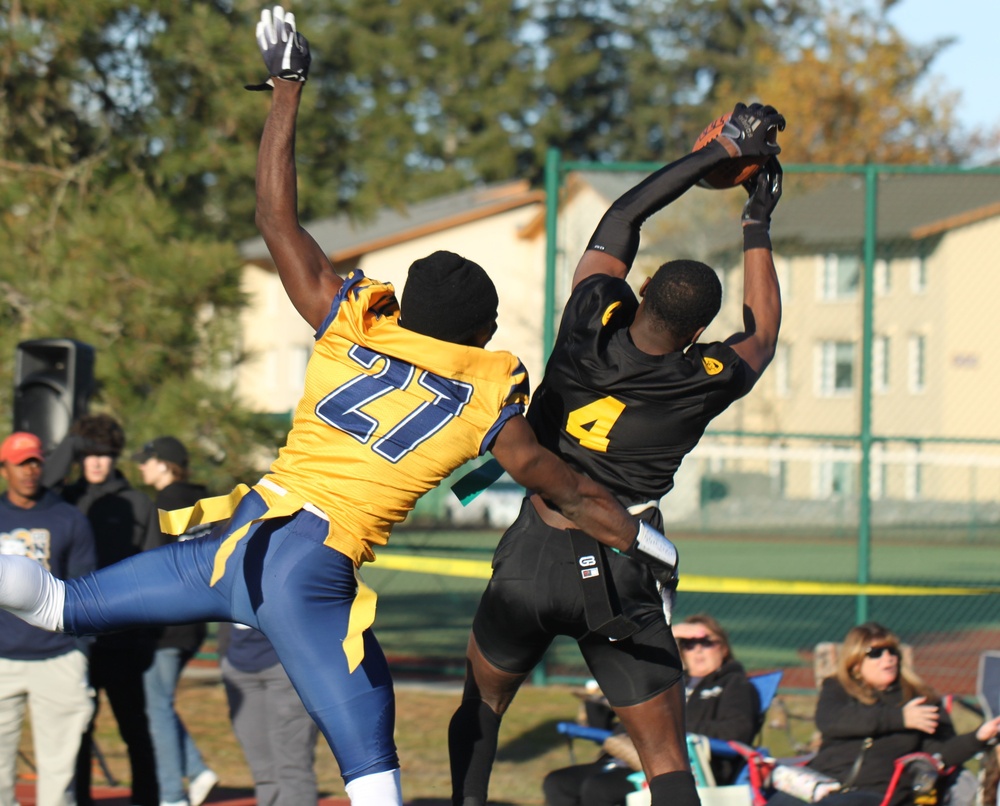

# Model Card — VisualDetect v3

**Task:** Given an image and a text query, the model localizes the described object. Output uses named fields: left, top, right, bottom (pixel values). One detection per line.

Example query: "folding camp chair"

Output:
left=557, top=669, right=783, bottom=800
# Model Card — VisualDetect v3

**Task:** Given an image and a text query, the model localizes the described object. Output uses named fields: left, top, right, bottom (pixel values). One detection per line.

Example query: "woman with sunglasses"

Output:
left=770, top=622, right=1000, bottom=806
left=542, top=614, right=759, bottom=805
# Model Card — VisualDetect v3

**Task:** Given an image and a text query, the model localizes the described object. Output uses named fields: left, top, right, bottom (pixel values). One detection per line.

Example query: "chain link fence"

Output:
left=372, top=163, right=1000, bottom=700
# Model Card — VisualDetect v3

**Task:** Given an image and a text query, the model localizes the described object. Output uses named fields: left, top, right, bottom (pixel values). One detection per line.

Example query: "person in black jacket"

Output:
left=769, top=622, right=1000, bottom=806
left=134, top=436, right=218, bottom=806
left=675, top=614, right=760, bottom=784
left=543, top=614, right=759, bottom=806
left=61, top=414, right=162, bottom=806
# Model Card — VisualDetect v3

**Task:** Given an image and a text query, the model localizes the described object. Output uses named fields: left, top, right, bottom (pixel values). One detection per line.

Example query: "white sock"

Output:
left=0, top=555, right=65, bottom=631
left=344, top=769, right=402, bottom=806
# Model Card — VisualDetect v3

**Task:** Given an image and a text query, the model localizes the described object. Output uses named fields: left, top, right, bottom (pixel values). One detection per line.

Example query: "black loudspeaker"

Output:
left=13, top=338, right=96, bottom=452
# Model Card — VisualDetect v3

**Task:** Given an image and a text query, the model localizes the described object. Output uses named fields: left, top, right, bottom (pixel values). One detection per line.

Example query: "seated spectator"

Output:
left=542, top=614, right=759, bottom=806
left=982, top=742, right=999, bottom=806
left=767, top=622, right=1000, bottom=806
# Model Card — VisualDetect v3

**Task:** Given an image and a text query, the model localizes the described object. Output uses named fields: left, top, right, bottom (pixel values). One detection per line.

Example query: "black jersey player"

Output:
left=448, top=103, right=785, bottom=806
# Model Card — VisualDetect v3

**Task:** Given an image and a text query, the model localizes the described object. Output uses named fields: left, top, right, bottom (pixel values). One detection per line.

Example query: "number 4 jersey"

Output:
left=527, top=274, right=755, bottom=510
left=266, top=271, right=529, bottom=565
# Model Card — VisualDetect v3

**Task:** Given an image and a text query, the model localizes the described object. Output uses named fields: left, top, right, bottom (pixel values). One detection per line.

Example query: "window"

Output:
left=819, top=254, right=860, bottom=300
left=904, top=443, right=922, bottom=500
left=774, top=344, right=790, bottom=397
left=908, top=334, right=926, bottom=394
left=874, top=259, right=891, bottom=296
left=909, top=256, right=928, bottom=294
left=775, top=256, right=791, bottom=299
left=869, top=443, right=886, bottom=500
left=817, top=341, right=855, bottom=396
left=873, top=335, right=890, bottom=394
left=288, top=345, right=311, bottom=390
left=815, top=446, right=855, bottom=499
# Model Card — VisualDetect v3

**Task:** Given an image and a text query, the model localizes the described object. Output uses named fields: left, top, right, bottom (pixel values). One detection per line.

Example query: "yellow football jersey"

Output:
left=266, top=271, right=529, bottom=565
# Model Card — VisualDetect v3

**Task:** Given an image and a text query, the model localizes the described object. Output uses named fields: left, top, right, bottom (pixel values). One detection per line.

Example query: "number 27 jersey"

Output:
left=266, top=271, right=528, bottom=565
left=527, top=274, right=753, bottom=509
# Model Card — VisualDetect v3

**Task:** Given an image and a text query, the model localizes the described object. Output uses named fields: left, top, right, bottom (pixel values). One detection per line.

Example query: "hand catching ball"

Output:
left=692, top=112, right=767, bottom=190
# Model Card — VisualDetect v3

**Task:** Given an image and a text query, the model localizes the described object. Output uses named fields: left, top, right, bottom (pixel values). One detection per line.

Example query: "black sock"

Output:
left=649, top=771, right=700, bottom=806
left=448, top=699, right=502, bottom=806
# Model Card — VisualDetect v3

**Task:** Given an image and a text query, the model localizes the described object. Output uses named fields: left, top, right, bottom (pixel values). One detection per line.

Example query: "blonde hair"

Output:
left=836, top=622, right=935, bottom=706
left=982, top=746, right=999, bottom=806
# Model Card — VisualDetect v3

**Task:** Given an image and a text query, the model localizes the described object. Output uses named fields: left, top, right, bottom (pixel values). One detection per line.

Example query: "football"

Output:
left=691, top=112, right=766, bottom=190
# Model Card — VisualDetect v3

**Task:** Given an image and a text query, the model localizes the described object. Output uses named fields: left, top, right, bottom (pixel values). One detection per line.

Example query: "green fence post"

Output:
left=544, top=148, right=562, bottom=361
left=857, top=164, right=878, bottom=624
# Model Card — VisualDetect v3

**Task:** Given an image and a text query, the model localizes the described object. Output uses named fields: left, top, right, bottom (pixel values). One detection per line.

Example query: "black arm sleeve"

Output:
left=586, top=140, right=729, bottom=266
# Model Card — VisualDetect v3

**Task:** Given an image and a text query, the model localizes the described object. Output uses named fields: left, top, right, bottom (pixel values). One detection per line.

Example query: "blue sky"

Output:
left=887, top=0, right=999, bottom=136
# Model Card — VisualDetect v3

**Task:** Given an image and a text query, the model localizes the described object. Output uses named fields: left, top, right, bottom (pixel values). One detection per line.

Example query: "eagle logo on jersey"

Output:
left=702, top=357, right=724, bottom=375
left=601, top=301, right=622, bottom=326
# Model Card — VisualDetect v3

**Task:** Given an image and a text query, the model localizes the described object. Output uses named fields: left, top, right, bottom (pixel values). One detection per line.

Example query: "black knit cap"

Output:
left=399, top=250, right=499, bottom=345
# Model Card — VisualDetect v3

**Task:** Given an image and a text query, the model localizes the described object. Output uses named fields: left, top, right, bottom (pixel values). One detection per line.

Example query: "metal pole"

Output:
left=857, top=164, right=878, bottom=624
left=543, top=147, right=562, bottom=362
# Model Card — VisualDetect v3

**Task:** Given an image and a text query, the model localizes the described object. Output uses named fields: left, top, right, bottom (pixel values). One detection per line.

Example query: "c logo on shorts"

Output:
left=579, top=555, right=597, bottom=567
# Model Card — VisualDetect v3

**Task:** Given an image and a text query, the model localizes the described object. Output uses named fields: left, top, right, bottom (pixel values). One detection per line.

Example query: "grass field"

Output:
left=367, top=527, right=1000, bottom=693
left=17, top=672, right=825, bottom=805
left=19, top=670, right=988, bottom=804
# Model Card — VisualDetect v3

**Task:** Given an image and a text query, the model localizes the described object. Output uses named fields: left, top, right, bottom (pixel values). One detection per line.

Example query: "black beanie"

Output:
left=399, top=250, right=499, bottom=344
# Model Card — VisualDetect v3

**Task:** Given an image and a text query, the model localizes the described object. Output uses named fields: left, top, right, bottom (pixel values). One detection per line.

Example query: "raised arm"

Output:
left=573, top=102, right=786, bottom=291
left=725, top=157, right=783, bottom=374
left=252, top=7, right=343, bottom=331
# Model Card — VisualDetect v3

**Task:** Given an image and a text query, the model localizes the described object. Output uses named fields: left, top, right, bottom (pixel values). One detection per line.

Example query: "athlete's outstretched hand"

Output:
left=718, top=102, right=785, bottom=159
left=246, top=5, right=311, bottom=91
left=742, top=156, right=783, bottom=229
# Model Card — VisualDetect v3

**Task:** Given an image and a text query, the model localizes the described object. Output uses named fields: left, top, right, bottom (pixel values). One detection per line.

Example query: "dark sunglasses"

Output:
left=865, top=645, right=900, bottom=660
left=679, top=637, right=720, bottom=651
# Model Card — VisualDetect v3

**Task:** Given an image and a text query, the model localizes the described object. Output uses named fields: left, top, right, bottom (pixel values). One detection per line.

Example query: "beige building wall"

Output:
left=236, top=203, right=547, bottom=415
left=694, top=214, right=1000, bottom=504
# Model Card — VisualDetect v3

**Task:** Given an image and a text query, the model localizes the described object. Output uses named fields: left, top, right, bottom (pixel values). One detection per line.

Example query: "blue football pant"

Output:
left=62, top=490, right=398, bottom=783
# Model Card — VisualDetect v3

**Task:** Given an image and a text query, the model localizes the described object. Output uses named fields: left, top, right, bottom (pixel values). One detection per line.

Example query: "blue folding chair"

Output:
left=556, top=670, right=783, bottom=776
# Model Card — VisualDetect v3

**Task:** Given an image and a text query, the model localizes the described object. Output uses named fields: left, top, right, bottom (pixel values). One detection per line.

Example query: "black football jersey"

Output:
left=527, top=274, right=755, bottom=507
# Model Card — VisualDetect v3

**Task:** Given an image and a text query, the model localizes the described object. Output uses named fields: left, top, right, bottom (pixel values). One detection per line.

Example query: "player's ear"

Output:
left=470, top=320, right=498, bottom=348
left=688, top=326, right=708, bottom=346
left=638, top=277, right=651, bottom=297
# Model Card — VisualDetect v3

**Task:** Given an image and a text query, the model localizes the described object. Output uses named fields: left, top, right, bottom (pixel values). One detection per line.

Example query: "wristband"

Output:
left=631, top=521, right=678, bottom=569
left=743, top=225, right=772, bottom=252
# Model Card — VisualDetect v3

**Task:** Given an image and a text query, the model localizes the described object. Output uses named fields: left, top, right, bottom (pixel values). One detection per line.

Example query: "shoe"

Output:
left=188, top=770, right=219, bottom=806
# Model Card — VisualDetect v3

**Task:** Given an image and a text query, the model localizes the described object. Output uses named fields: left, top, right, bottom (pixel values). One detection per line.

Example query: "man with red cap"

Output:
left=0, top=432, right=96, bottom=806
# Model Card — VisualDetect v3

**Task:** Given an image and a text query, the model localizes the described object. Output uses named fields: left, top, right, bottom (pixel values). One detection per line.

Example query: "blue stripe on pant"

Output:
left=62, top=490, right=398, bottom=783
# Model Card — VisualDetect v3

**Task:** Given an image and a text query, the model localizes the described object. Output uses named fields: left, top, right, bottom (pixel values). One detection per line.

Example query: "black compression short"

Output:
left=471, top=499, right=683, bottom=708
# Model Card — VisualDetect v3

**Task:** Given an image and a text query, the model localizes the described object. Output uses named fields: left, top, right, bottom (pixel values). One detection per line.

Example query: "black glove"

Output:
left=742, top=156, right=782, bottom=251
left=245, top=6, right=311, bottom=92
left=719, top=102, right=785, bottom=159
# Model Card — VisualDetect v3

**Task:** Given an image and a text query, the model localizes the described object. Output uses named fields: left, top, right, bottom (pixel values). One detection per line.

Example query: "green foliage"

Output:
left=0, top=0, right=977, bottom=492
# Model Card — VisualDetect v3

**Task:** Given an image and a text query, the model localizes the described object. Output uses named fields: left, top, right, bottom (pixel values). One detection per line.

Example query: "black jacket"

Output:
left=152, top=481, right=210, bottom=653
left=63, top=471, right=163, bottom=654
left=686, top=659, right=760, bottom=784
left=809, top=677, right=986, bottom=805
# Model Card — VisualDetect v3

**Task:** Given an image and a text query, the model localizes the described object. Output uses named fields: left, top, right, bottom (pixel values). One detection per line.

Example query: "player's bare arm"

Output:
left=490, top=416, right=638, bottom=552
left=573, top=102, right=785, bottom=291
left=252, top=8, right=343, bottom=331
left=725, top=157, right=783, bottom=374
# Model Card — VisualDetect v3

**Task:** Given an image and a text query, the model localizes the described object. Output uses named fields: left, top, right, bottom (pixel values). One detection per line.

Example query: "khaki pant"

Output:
left=0, top=651, right=94, bottom=806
